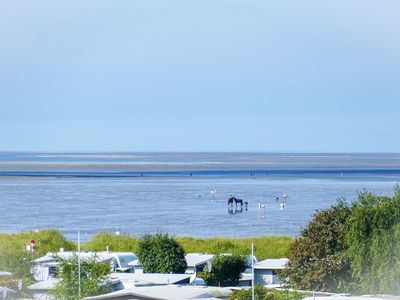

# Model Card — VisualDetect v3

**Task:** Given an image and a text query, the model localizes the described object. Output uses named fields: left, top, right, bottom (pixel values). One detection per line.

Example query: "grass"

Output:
left=82, top=232, right=139, bottom=252
left=176, top=235, right=293, bottom=260
left=0, top=229, right=76, bottom=289
left=0, top=230, right=293, bottom=260
left=82, top=232, right=293, bottom=260
left=0, top=230, right=293, bottom=280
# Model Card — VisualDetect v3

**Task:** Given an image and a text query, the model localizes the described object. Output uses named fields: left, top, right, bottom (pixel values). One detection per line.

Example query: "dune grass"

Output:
left=82, top=232, right=139, bottom=252
left=0, top=229, right=75, bottom=280
left=83, top=232, right=293, bottom=260
left=0, top=230, right=293, bottom=260
left=0, top=229, right=293, bottom=280
left=176, top=235, right=293, bottom=260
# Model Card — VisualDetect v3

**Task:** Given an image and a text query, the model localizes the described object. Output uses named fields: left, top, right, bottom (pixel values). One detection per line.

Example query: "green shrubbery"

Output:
left=284, top=187, right=400, bottom=295
left=346, top=188, right=400, bottom=294
left=0, top=229, right=75, bottom=279
left=229, top=285, right=309, bottom=300
left=282, top=200, right=353, bottom=292
left=0, top=229, right=76, bottom=295
left=51, top=255, right=110, bottom=300
left=200, top=254, right=247, bottom=287
left=137, top=233, right=187, bottom=273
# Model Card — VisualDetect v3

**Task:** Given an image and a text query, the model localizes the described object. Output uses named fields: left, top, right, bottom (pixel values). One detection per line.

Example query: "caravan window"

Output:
left=118, top=255, right=136, bottom=268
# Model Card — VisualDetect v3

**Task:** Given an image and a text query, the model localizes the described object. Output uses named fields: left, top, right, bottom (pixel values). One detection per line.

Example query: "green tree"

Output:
left=200, top=254, right=247, bottom=287
left=282, top=200, right=353, bottom=292
left=229, top=285, right=309, bottom=300
left=346, top=188, right=400, bottom=294
left=51, top=255, right=111, bottom=300
left=137, top=233, right=187, bottom=273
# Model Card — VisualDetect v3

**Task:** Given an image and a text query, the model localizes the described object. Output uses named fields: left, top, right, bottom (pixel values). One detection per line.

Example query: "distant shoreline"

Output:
left=1, top=168, right=400, bottom=178
left=2, top=152, right=400, bottom=173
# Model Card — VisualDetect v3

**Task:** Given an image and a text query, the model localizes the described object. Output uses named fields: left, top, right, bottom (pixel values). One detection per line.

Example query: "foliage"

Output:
left=83, top=233, right=293, bottom=261
left=0, top=236, right=33, bottom=296
left=137, top=233, right=187, bottom=273
left=200, top=254, right=247, bottom=287
left=83, top=232, right=138, bottom=252
left=18, top=229, right=76, bottom=256
left=282, top=200, right=353, bottom=292
left=284, top=187, right=400, bottom=295
left=51, top=255, right=111, bottom=300
left=177, top=236, right=293, bottom=260
left=0, top=229, right=292, bottom=281
left=0, top=245, right=32, bottom=280
left=346, top=188, right=400, bottom=294
left=0, top=229, right=74, bottom=280
left=229, top=285, right=310, bottom=300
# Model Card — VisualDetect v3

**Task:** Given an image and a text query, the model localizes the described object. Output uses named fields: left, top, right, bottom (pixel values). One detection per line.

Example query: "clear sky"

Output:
left=0, top=1, right=399, bottom=152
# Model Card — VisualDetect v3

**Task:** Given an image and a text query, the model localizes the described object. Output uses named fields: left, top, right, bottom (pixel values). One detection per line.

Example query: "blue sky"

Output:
left=0, top=1, right=399, bottom=152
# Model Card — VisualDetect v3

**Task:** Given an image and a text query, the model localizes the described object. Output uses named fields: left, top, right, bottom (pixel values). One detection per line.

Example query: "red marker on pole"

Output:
left=30, top=240, right=36, bottom=255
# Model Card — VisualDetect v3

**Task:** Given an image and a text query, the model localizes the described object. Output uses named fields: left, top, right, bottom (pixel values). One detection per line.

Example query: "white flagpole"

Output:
left=78, top=230, right=81, bottom=299
left=252, top=242, right=254, bottom=300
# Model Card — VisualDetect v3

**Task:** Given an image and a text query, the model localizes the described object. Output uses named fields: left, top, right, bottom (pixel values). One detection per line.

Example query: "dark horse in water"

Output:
left=228, top=196, right=244, bottom=206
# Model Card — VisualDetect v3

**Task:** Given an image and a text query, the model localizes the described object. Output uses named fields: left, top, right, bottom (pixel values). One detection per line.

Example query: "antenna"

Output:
left=78, top=230, right=81, bottom=299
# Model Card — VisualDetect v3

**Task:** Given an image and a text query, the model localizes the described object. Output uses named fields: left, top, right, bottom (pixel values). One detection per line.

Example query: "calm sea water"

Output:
left=0, top=152, right=399, bottom=240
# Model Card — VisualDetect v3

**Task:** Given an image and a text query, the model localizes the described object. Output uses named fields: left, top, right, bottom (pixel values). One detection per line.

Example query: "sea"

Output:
left=0, top=152, right=399, bottom=241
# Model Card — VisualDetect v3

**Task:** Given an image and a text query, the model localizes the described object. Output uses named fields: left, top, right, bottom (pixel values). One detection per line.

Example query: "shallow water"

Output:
left=0, top=175, right=397, bottom=241
left=1, top=152, right=399, bottom=240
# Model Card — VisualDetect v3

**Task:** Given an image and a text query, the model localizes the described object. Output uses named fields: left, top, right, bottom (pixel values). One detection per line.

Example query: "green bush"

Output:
left=284, top=187, right=400, bottom=295
left=200, top=254, right=247, bottom=287
left=346, top=187, right=400, bottom=294
left=137, top=233, right=187, bottom=273
left=229, top=285, right=309, bottom=300
left=281, top=200, right=353, bottom=292
left=51, top=255, right=110, bottom=300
